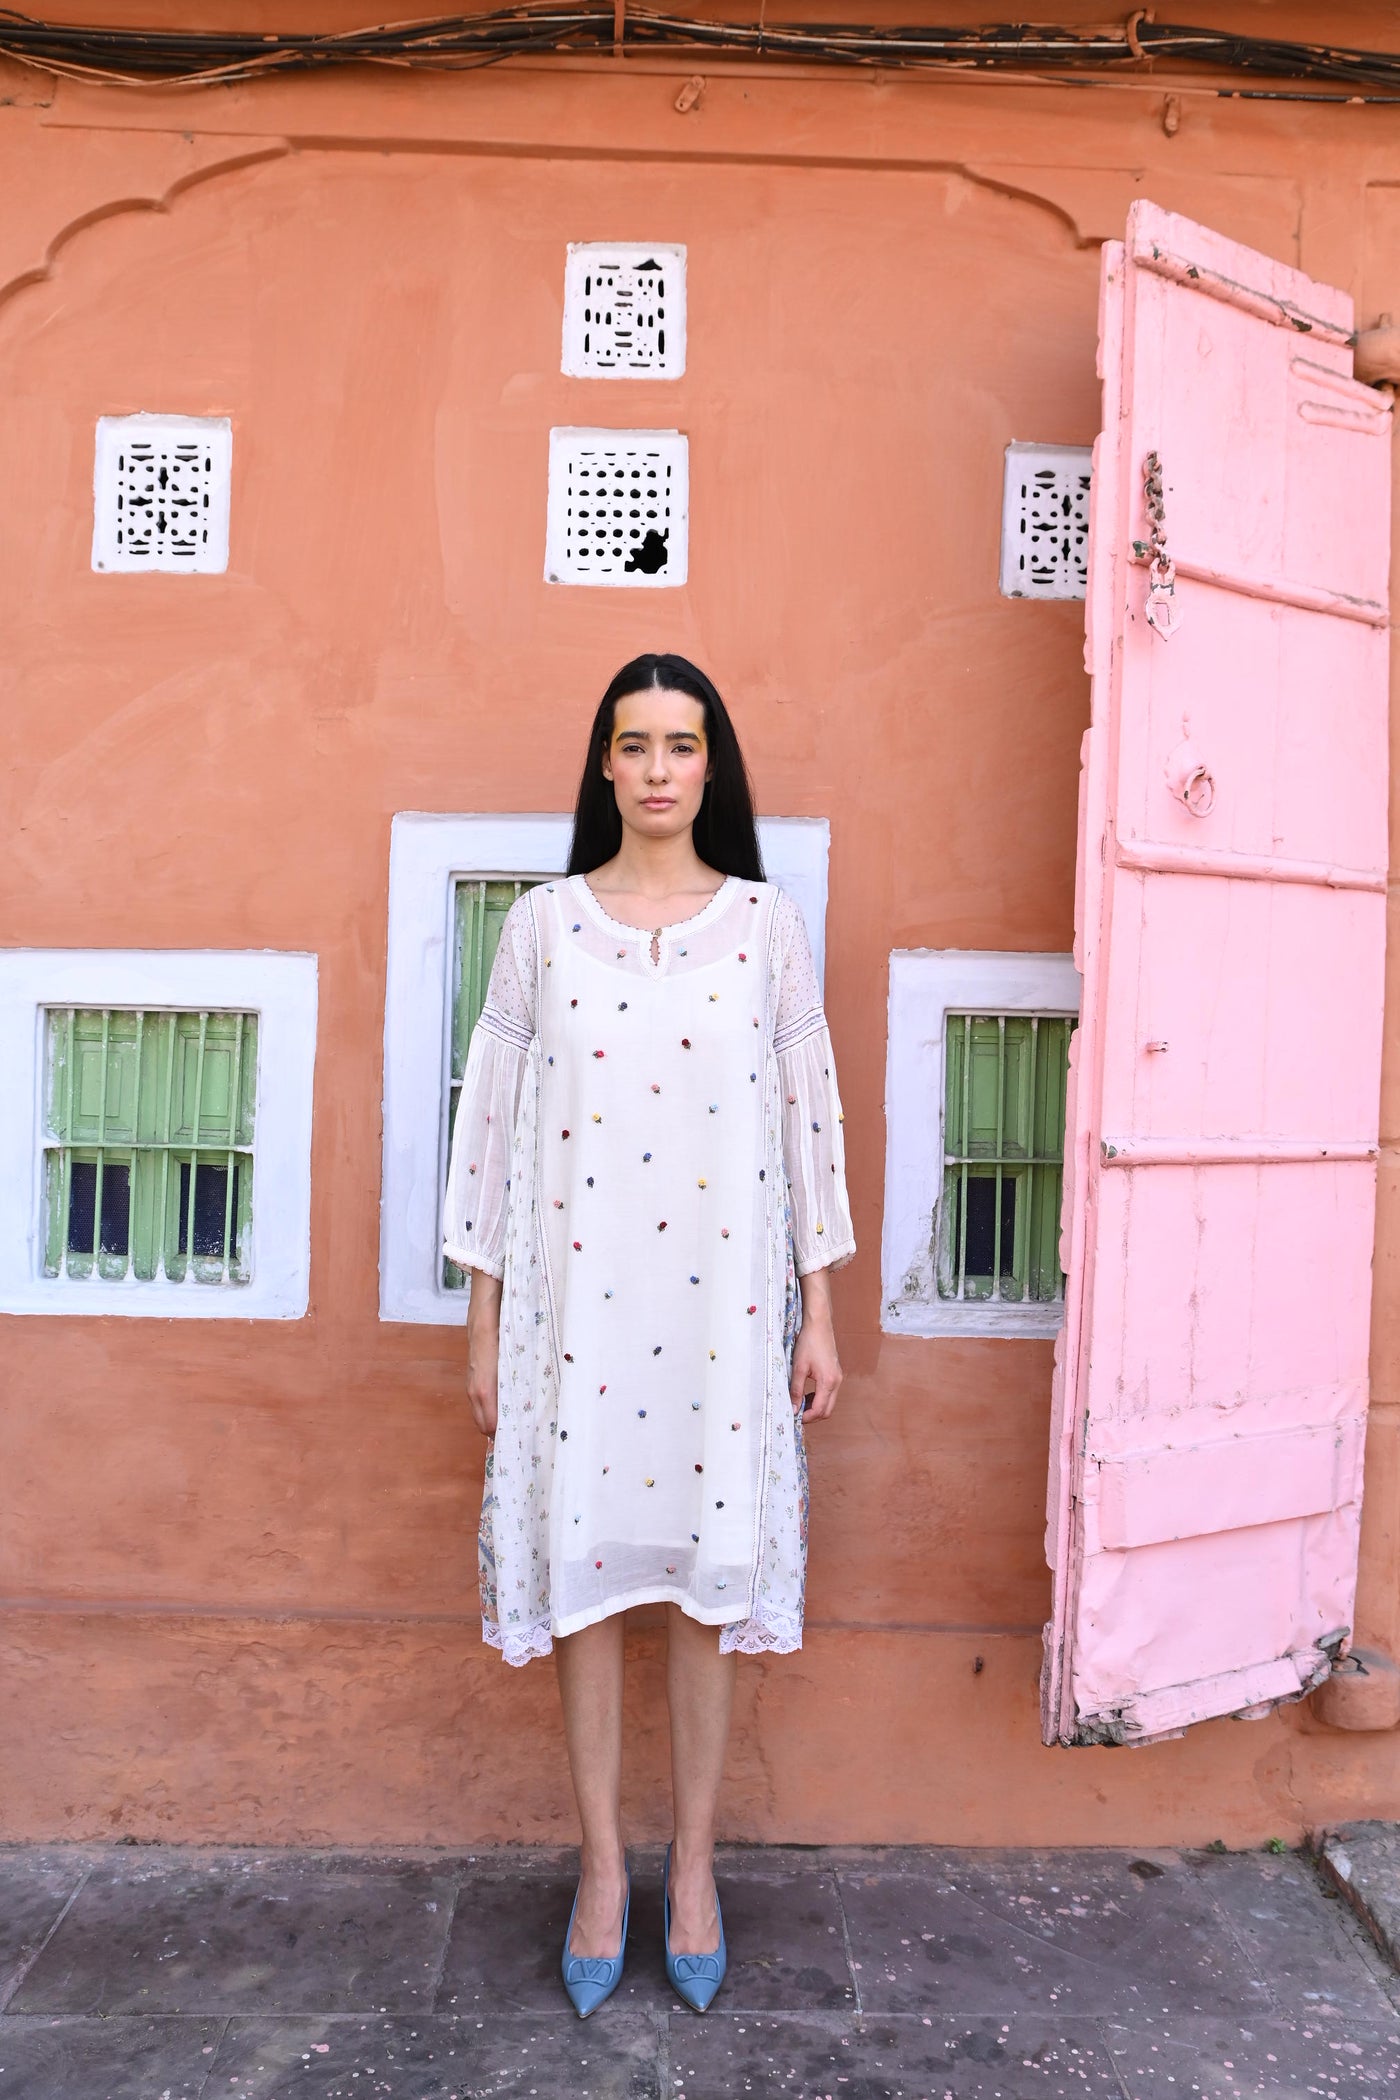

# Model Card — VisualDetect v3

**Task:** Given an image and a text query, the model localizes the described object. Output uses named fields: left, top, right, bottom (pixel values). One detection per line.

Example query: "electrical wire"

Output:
left=3, top=8, right=1400, bottom=96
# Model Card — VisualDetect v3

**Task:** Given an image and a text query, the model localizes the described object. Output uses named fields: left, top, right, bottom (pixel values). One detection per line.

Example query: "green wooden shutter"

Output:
left=45, top=1008, right=256, bottom=1285
left=939, top=1013, right=1073, bottom=1304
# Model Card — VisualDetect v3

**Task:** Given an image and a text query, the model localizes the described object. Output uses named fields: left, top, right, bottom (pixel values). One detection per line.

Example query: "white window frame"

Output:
left=379, top=811, right=830, bottom=1324
left=882, top=949, right=1080, bottom=1339
left=92, top=413, right=233, bottom=575
left=561, top=242, right=687, bottom=378
left=544, top=428, right=689, bottom=588
left=998, top=441, right=1093, bottom=601
left=0, top=949, right=317, bottom=1319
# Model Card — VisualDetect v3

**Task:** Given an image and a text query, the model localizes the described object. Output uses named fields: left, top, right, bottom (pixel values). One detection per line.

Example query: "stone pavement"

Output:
left=1, top=1843, right=1397, bottom=2098
left=1315, top=1822, right=1400, bottom=1977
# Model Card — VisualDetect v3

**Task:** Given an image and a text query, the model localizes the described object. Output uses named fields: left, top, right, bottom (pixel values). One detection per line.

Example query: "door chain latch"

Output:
left=1141, top=451, right=1182, bottom=639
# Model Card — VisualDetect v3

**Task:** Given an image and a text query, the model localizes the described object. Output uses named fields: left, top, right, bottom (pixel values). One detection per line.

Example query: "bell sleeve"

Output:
left=442, top=892, right=538, bottom=1280
left=772, top=888, right=856, bottom=1276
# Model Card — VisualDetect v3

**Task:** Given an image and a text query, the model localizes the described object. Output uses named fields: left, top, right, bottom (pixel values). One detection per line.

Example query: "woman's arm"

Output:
left=465, top=1269, right=503, bottom=1438
left=790, top=1264, right=842, bottom=1420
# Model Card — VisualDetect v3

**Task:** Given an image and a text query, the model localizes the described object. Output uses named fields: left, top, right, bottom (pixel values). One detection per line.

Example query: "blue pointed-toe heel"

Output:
left=561, top=1863, right=631, bottom=2018
left=663, top=1842, right=727, bottom=2013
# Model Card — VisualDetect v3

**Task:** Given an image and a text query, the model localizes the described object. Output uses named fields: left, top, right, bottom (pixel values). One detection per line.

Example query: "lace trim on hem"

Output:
left=483, top=1618, right=554, bottom=1667
left=718, top=1611, right=803, bottom=1657
left=483, top=1613, right=802, bottom=1662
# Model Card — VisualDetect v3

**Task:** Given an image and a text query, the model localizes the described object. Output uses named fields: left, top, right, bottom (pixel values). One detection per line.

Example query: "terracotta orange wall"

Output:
left=3, top=26, right=1399, bottom=1844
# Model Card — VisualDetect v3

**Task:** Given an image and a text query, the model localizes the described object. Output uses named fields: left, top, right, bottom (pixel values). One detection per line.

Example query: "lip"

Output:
left=640, top=797, right=676, bottom=810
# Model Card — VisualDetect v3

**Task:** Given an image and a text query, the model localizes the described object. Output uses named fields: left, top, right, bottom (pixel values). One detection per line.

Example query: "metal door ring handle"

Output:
left=1179, top=764, right=1215, bottom=816
left=1165, top=739, right=1215, bottom=817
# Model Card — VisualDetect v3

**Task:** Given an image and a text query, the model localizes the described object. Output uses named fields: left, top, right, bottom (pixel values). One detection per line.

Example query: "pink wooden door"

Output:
left=1044, top=202, right=1391, bottom=1747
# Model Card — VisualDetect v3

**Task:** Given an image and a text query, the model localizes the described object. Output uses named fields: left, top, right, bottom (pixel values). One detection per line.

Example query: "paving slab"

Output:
left=0, top=2014, right=225, bottom=2100
left=1314, top=1820, right=1400, bottom=1974
left=1184, top=1847, right=1395, bottom=2017
left=1103, top=2012, right=1400, bottom=2096
left=0, top=1851, right=94, bottom=2007
left=436, top=1856, right=685, bottom=2017
left=9, top=1853, right=458, bottom=2017
left=668, top=2012, right=1124, bottom=2097
left=679, top=1855, right=853, bottom=2012
left=203, top=2011, right=662, bottom=2098
left=836, top=1851, right=1272, bottom=2019
left=436, top=1859, right=598, bottom=2015
left=437, top=1847, right=854, bottom=2016
left=0, top=1844, right=1393, bottom=2100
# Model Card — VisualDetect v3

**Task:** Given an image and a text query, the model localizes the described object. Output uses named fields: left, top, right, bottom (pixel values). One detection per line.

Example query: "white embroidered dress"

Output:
left=442, top=873, right=854, bottom=1665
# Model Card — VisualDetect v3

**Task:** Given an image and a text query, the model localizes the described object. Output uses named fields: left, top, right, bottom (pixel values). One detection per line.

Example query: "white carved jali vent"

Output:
left=92, top=415, right=232, bottom=574
left=545, top=428, right=689, bottom=587
left=562, top=244, right=686, bottom=378
left=999, top=443, right=1093, bottom=600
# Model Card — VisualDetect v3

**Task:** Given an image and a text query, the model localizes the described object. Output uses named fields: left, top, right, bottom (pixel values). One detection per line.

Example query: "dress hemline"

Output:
left=483, top=1591, right=804, bottom=1667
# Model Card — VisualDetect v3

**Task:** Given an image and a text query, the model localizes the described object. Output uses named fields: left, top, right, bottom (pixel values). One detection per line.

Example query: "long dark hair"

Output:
left=567, top=654, right=764, bottom=881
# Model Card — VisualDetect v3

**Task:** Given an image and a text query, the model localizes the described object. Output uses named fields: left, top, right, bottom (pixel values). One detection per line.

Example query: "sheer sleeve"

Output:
left=772, top=889, right=856, bottom=1276
left=442, top=893, right=538, bottom=1280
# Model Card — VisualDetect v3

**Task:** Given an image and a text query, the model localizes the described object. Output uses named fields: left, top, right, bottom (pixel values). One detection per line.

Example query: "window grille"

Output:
left=562, top=243, right=686, bottom=378
left=43, top=1008, right=256, bottom=1285
left=92, top=415, right=233, bottom=574
left=938, top=1013, right=1074, bottom=1304
left=545, top=427, right=688, bottom=587
left=443, top=878, right=542, bottom=1289
left=999, top=443, right=1092, bottom=599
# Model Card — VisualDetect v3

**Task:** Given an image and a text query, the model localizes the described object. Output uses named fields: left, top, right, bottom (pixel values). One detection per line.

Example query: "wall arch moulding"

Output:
left=2, top=128, right=1299, bottom=324
left=279, top=144, right=1090, bottom=250
left=1, top=135, right=1102, bottom=324
left=966, top=163, right=1137, bottom=248
left=967, top=164, right=1307, bottom=254
left=0, top=142, right=290, bottom=319
left=20, top=70, right=1145, bottom=256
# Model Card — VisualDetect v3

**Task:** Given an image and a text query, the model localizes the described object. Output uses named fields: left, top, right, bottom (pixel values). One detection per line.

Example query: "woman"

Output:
left=442, top=653, right=854, bottom=2016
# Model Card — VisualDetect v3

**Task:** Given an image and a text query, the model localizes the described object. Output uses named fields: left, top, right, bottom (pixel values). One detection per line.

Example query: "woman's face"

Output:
left=601, top=688, right=711, bottom=845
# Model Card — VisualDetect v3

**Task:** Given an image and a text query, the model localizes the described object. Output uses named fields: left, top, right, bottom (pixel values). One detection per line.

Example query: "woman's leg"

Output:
left=555, top=1614, right=629, bottom=1956
left=664, top=1605, right=737, bottom=1954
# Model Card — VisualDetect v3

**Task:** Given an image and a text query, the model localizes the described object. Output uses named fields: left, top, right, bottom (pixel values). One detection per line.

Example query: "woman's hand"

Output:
left=465, top=1271, right=503, bottom=1438
left=790, top=1267, right=842, bottom=1421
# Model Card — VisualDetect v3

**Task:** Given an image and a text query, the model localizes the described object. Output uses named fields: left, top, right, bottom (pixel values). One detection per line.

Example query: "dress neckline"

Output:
left=571, top=871, right=739, bottom=944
